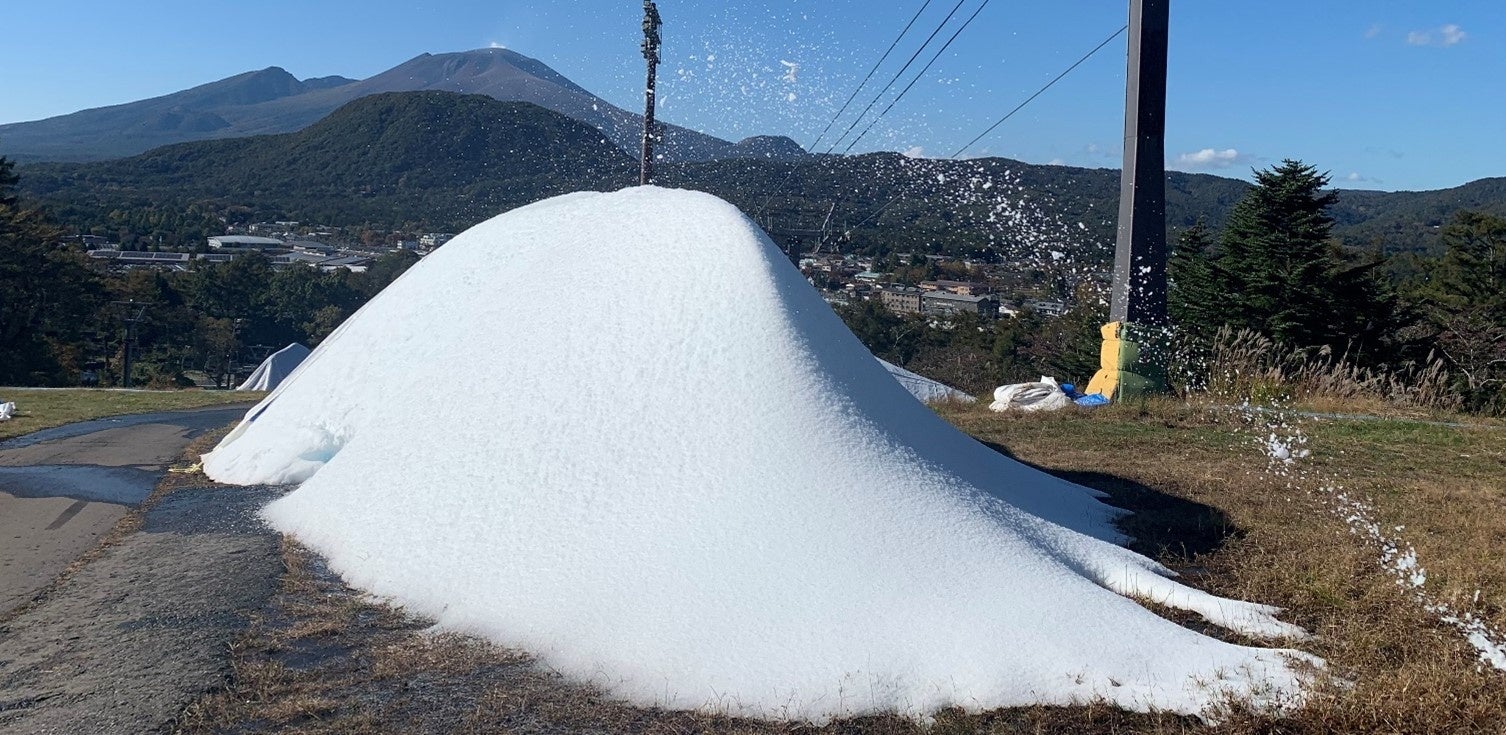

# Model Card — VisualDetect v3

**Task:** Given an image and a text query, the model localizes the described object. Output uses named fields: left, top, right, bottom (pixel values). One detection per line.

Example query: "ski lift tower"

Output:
left=111, top=300, right=151, bottom=389
left=640, top=0, right=662, bottom=186
left=1086, top=0, right=1171, bottom=401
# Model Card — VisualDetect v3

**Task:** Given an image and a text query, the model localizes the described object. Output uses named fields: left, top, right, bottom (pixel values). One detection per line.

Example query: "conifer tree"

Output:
left=1416, top=211, right=1506, bottom=408
left=1167, top=221, right=1226, bottom=344
left=1217, top=160, right=1342, bottom=348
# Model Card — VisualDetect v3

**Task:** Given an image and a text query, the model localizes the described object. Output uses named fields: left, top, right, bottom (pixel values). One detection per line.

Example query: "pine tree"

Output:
left=0, top=158, right=100, bottom=384
left=1415, top=211, right=1506, bottom=408
left=1167, top=221, right=1226, bottom=344
left=1217, top=160, right=1342, bottom=348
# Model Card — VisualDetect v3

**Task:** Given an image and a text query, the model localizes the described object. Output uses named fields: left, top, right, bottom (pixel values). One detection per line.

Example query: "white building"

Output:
left=208, top=235, right=284, bottom=251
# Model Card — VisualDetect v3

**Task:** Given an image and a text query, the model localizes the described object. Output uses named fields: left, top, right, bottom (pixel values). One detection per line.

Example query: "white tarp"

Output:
left=236, top=343, right=311, bottom=391
left=990, top=376, right=1073, bottom=412
left=876, top=358, right=974, bottom=403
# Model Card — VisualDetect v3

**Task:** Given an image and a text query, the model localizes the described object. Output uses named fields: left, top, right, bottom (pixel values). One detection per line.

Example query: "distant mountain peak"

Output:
left=301, top=75, right=358, bottom=91
left=0, top=46, right=768, bottom=164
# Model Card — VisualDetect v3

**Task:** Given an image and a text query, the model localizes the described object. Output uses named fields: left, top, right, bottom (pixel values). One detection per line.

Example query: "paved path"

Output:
left=0, top=405, right=286, bottom=734
left=0, top=406, right=249, bottom=615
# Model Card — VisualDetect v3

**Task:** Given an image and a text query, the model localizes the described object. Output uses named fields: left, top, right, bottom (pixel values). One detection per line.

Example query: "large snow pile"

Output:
left=877, top=357, right=974, bottom=403
left=204, top=187, right=1316, bottom=720
left=235, top=343, right=310, bottom=391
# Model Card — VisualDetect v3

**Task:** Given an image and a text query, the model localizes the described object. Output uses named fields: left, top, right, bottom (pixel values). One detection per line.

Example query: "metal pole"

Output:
left=122, top=325, right=133, bottom=389
left=112, top=300, right=149, bottom=389
left=1109, top=0, right=1169, bottom=325
left=640, top=0, right=662, bottom=186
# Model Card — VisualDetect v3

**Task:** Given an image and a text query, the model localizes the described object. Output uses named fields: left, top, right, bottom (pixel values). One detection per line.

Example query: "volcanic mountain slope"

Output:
left=0, top=48, right=800, bottom=164
left=0, top=67, right=356, bottom=162
left=21, top=92, right=636, bottom=228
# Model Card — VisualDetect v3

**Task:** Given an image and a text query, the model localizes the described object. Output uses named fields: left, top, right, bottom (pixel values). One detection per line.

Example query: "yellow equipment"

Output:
left=1085, top=321, right=1165, bottom=401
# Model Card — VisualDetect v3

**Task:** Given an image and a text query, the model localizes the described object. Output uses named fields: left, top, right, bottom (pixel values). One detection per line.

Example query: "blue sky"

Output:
left=1, top=1, right=1499, bottom=191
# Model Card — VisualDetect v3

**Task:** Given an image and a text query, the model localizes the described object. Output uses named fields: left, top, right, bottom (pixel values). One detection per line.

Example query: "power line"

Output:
left=840, top=0, right=992, bottom=155
left=806, top=0, right=935, bottom=153
left=951, top=24, right=1127, bottom=158
left=756, top=0, right=939, bottom=217
left=825, top=0, right=970, bottom=154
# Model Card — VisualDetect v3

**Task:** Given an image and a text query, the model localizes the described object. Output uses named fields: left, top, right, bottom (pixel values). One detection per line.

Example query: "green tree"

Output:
left=1217, top=160, right=1342, bottom=347
left=1167, top=221, right=1224, bottom=344
left=0, top=156, right=18, bottom=208
left=1413, top=211, right=1506, bottom=409
left=0, top=157, right=102, bottom=384
left=1172, top=160, right=1395, bottom=358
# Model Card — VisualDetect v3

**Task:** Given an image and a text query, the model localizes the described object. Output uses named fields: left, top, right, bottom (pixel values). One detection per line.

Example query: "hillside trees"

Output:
left=0, top=155, right=103, bottom=384
left=1410, top=211, right=1506, bottom=409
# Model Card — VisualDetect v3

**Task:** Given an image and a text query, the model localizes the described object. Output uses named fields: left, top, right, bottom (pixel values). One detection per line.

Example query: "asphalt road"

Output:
left=0, top=404, right=286, bottom=734
left=0, top=405, right=250, bottom=615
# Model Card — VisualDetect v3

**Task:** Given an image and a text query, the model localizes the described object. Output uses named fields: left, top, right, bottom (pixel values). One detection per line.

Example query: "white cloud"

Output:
left=1047, top=158, right=1067, bottom=166
left=1407, top=24, right=1466, bottom=47
left=1365, top=23, right=1383, bottom=39
left=1344, top=172, right=1383, bottom=185
left=1084, top=142, right=1117, bottom=158
left=902, top=146, right=927, bottom=159
left=1174, top=148, right=1247, bottom=170
left=488, top=41, right=507, bottom=49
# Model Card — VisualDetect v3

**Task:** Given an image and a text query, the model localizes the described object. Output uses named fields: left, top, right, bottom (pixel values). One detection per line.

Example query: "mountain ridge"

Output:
left=19, top=92, right=635, bottom=229
left=0, top=48, right=805, bottom=165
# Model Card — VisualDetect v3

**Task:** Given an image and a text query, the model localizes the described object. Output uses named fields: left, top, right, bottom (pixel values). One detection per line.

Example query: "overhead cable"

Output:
left=951, top=24, right=1127, bottom=158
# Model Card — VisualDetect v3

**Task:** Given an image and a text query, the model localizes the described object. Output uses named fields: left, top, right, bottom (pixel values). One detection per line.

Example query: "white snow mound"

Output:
left=204, top=187, right=1317, bottom=721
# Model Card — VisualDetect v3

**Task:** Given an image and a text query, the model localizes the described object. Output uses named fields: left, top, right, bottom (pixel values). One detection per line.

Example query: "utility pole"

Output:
left=639, top=0, right=662, bottom=186
left=112, top=300, right=150, bottom=388
left=1110, top=0, right=1169, bottom=325
left=1087, top=0, right=1170, bottom=401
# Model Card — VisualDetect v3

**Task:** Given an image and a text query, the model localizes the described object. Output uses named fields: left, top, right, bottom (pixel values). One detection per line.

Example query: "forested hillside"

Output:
left=18, top=91, right=1501, bottom=260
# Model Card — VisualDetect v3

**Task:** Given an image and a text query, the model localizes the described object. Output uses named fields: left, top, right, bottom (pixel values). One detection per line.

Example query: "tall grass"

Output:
left=1172, top=327, right=1460, bottom=411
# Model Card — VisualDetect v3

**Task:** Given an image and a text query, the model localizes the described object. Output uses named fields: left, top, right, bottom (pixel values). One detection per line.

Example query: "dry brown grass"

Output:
left=176, top=399, right=1505, bottom=734
left=940, top=399, right=1506, bottom=733
left=0, top=387, right=258, bottom=441
left=1178, top=327, right=1464, bottom=414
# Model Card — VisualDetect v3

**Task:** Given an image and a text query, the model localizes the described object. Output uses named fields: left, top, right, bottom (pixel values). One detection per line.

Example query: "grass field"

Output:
left=175, top=397, right=1505, bottom=734
left=0, top=388, right=261, bottom=442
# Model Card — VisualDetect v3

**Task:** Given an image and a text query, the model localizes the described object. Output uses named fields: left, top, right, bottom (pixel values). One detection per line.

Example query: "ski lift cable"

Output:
left=840, top=0, right=992, bottom=156
left=951, top=24, right=1127, bottom=158
left=824, top=0, right=971, bottom=155
left=807, top=0, right=936, bottom=154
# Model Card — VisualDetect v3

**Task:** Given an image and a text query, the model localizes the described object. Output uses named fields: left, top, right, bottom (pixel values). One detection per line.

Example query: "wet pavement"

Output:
left=0, top=405, right=249, bottom=615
